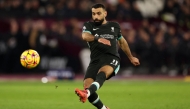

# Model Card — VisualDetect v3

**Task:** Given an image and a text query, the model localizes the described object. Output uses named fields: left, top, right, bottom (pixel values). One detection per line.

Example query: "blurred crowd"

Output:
left=0, top=0, right=143, bottom=20
left=0, top=0, right=189, bottom=75
left=0, top=0, right=189, bottom=26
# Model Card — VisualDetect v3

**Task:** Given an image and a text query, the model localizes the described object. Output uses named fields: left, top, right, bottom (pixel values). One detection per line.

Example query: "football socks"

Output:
left=88, top=72, right=106, bottom=96
left=88, top=92, right=104, bottom=109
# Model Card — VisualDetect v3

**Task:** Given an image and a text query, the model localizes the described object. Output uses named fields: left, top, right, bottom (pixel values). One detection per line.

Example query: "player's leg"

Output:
left=86, top=65, right=114, bottom=96
left=88, top=92, right=109, bottom=109
left=75, top=58, right=115, bottom=109
left=75, top=78, right=108, bottom=109
left=84, top=65, right=114, bottom=109
left=83, top=78, right=107, bottom=109
left=87, top=56, right=120, bottom=97
left=75, top=65, right=114, bottom=102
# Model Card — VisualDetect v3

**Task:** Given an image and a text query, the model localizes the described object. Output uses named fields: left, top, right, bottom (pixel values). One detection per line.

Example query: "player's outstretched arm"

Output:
left=118, top=37, right=140, bottom=66
left=82, top=32, right=111, bottom=46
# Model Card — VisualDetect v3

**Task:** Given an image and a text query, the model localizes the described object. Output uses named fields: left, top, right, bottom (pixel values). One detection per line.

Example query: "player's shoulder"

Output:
left=83, top=21, right=94, bottom=30
left=108, top=21, right=120, bottom=28
left=84, top=21, right=94, bottom=25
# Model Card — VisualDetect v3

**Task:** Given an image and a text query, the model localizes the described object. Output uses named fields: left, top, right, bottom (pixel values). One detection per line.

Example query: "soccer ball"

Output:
left=20, top=49, right=40, bottom=69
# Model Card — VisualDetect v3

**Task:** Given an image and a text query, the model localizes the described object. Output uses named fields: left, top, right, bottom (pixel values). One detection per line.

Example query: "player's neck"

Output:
left=102, top=20, right=107, bottom=25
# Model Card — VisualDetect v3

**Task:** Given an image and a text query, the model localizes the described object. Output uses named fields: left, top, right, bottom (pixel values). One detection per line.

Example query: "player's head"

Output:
left=91, top=3, right=107, bottom=26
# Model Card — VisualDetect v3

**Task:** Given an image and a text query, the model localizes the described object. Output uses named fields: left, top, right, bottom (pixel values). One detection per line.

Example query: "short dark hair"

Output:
left=91, top=3, right=106, bottom=10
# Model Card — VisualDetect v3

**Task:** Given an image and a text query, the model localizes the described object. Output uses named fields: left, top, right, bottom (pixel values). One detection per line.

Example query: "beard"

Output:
left=93, top=18, right=104, bottom=26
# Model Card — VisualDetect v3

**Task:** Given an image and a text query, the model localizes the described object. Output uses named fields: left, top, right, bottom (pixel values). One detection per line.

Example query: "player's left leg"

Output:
left=75, top=56, right=119, bottom=109
left=86, top=65, right=115, bottom=109
left=86, top=65, right=114, bottom=97
left=85, top=55, right=120, bottom=97
left=76, top=65, right=114, bottom=101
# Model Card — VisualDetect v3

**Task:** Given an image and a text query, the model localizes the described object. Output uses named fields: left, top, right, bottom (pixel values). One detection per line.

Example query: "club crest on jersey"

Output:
left=111, top=27, right=114, bottom=32
left=83, top=26, right=86, bottom=30
left=95, top=34, right=99, bottom=37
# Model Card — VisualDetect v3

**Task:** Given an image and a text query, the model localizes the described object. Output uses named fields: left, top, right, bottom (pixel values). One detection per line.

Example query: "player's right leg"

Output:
left=88, top=92, right=110, bottom=109
left=75, top=78, right=93, bottom=103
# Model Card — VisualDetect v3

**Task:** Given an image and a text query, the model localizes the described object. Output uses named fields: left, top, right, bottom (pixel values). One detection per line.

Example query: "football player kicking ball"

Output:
left=75, top=3, right=140, bottom=109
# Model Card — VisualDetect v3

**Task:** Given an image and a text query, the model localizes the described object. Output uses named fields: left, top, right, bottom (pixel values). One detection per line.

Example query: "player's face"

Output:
left=92, top=8, right=107, bottom=26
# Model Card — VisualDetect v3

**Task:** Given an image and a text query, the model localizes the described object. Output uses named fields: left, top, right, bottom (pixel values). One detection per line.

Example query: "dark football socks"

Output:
left=88, top=72, right=106, bottom=95
left=88, top=92, right=104, bottom=109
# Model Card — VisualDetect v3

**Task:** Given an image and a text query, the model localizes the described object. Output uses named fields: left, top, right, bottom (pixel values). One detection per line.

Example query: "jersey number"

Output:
left=110, top=59, right=118, bottom=66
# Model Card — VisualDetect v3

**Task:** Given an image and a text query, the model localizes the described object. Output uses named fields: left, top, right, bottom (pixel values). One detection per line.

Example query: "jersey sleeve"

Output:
left=82, top=22, right=93, bottom=34
left=116, top=23, right=123, bottom=40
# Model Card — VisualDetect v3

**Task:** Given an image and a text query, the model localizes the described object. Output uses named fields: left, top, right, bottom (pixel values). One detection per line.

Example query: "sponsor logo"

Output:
left=93, top=28, right=99, bottom=31
left=100, top=34, right=114, bottom=39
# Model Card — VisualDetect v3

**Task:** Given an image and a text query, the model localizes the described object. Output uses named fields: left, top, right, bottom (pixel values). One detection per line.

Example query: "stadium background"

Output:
left=0, top=0, right=190, bottom=109
left=0, top=0, right=190, bottom=78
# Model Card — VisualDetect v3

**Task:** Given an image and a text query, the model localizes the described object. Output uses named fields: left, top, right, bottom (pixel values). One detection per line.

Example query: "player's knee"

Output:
left=97, top=71, right=111, bottom=79
left=98, top=65, right=113, bottom=78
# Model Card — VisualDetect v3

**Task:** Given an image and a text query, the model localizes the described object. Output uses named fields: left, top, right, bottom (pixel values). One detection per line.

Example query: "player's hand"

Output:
left=129, top=57, right=140, bottom=66
left=98, top=38, right=111, bottom=46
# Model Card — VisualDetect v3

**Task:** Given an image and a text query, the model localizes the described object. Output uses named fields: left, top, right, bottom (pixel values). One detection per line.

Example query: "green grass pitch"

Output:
left=0, top=79, right=190, bottom=109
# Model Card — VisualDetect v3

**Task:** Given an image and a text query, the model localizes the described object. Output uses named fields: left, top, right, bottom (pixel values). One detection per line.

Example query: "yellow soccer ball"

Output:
left=20, top=49, right=40, bottom=69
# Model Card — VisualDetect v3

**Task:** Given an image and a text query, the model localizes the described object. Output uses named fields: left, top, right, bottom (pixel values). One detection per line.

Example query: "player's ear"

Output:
left=104, top=10, right=107, bottom=17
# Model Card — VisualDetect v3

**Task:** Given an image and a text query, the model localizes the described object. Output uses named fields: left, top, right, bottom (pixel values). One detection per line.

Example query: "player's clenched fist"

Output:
left=129, top=57, right=140, bottom=66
